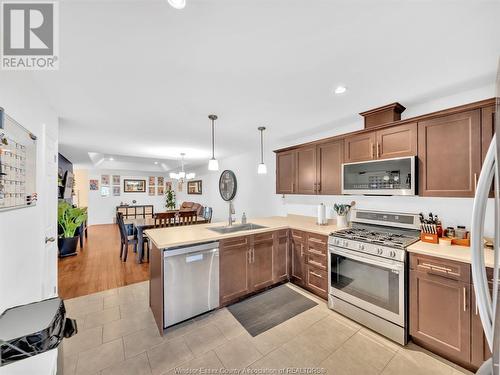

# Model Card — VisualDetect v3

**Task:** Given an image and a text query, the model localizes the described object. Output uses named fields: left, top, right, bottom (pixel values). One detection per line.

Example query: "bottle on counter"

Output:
left=241, top=212, right=247, bottom=224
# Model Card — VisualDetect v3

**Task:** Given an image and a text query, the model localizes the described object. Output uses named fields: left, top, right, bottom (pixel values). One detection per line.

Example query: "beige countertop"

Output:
left=145, top=215, right=338, bottom=249
left=407, top=241, right=495, bottom=268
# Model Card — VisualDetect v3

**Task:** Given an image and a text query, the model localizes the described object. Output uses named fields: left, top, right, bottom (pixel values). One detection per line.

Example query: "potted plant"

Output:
left=58, top=201, right=87, bottom=257
left=333, top=203, right=351, bottom=229
left=165, top=188, right=176, bottom=210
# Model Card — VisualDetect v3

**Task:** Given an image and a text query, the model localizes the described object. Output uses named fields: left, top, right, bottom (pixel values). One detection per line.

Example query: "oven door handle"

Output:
left=330, top=246, right=404, bottom=271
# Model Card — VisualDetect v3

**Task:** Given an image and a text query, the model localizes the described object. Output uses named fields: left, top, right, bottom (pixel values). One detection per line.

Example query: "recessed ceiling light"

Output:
left=109, top=157, right=114, bottom=161
left=334, top=86, right=347, bottom=95
left=154, top=161, right=159, bottom=165
left=167, top=0, right=186, bottom=9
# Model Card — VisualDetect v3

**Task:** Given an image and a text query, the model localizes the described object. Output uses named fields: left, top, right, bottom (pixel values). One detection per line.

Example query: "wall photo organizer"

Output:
left=0, top=108, right=37, bottom=211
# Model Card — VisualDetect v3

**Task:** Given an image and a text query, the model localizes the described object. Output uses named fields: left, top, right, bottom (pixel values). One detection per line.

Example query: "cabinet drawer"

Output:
left=277, top=230, right=288, bottom=239
left=291, top=230, right=305, bottom=241
left=307, top=252, right=326, bottom=270
left=306, top=266, right=328, bottom=298
left=410, top=253, right=470, bottom=283
left=253, top=232, right=274, bottom=243
left=307, top=233, right=328, bottom=246
left=220, top=236, right=248, bottom=249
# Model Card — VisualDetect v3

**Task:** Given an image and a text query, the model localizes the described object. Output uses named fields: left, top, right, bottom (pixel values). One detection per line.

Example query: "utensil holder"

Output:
left=336, top=215, right=348, bottom=229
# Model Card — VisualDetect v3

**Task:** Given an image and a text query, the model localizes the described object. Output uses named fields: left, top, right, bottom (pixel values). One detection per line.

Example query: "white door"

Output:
left=41, top=125, right=58, bottom=299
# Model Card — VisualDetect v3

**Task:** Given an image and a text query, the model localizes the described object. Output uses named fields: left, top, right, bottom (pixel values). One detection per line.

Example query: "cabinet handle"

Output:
left=463, top=287, right=467, bottom=312
left=310, top=271, right=323, bottom=278
left=248, top=249, right=252, bottom=264
left=309, top=260, right=324, bottom=268
left=252, top=247, right=255, bottom=263
left=419, top=263, right=460, bottom=277
left=317, top=182, right=321, bottom=193
left=474, top=173, right=478, bottom=193
left=300, top=244, right=304, bottom=257
left=371, top=143, right=375, bottom=158
left=308, top=248, right=325, bottom=256
left=377, top=143, right=381, bottom=158
left=308, top=238, right=326, bottom=245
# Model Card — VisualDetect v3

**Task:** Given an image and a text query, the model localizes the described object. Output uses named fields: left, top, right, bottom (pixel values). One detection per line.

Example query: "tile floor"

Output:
left=61, top=282, right=473, bottom=375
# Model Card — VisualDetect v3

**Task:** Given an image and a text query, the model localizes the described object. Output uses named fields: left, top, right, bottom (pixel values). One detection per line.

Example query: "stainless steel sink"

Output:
left=208, top=223, right=268, bottom=234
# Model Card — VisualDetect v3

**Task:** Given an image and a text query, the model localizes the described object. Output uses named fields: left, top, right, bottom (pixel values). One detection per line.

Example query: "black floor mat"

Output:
left=227, top=285, right=318, bottom=337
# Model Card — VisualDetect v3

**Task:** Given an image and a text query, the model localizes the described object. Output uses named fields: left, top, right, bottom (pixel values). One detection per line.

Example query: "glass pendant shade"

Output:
left=257, top=163, right=267, bottom=174
left=208, top=158, right=219, bottom=171
left=178, top=171, right=186, bottom=179
left=186, top=173, right=195, bottom=179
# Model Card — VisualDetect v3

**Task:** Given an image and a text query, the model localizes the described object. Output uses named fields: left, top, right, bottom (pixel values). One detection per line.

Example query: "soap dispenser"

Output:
left=241, top=212, right=247, bottom=224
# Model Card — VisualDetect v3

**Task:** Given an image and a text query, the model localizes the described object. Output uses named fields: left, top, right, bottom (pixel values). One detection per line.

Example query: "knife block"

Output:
left=420, top=232, right=439, bottom=244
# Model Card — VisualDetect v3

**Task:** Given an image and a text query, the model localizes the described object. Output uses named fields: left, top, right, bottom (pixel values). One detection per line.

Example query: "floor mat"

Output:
left=227, top=284, right=318, bottom=336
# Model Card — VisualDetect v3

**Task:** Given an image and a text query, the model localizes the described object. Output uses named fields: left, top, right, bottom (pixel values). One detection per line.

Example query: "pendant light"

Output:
left=257, top=126, right=267, bottom=174
left=169, top=153, right=195, bottom=181
left=208, top=114, right=219, bottom=171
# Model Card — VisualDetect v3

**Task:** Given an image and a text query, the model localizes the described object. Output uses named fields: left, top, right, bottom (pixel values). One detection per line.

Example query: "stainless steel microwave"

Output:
left=341, top=156, right=416, bottom=196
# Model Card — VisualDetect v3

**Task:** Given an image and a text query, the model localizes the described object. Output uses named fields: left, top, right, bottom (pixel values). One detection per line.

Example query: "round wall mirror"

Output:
left=219, top=170, right=237, bottom=201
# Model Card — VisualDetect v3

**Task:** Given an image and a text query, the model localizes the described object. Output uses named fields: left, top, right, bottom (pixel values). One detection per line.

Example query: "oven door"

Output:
left=329, top=246, right=405, bottom=326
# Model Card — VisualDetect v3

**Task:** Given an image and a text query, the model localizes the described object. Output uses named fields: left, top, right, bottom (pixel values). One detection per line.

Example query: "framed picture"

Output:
left=123, top=179, right=146, bottom=193
left=101, top=174, right=110, bottom=185
left=89, top=179, right=99, bottom=191
left=148, top=186, right=155, bottom=196
left=187, top=180, right=202, bottom=194
left=157, top=186, right=164, bottom=195
left=166, top=181, right=172, bottom=191
left=112, top=186, right=120, bottom=196
left=148, top=176, right=155, bottom=186
left=101, top=186, right=110, bottom=197
left=157, top=176, right=164, bottom=186
left=112, top=175, right=120, bottom=185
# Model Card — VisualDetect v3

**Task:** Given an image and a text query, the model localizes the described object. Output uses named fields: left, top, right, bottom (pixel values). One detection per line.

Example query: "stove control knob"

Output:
left=343, top=240, right=349, bottom=247
left=358, top=244, right=365, bottom=250
left=377, top=248, right=383, bottom=255
left=390, top=251, right=396, bottom=258
left=335, top=239, right=340, bottom=245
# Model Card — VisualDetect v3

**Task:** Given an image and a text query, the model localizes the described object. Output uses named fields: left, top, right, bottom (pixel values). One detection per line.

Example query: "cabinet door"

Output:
left=317, top=140, right=343, bottom=195
left=219, top=237, right=251, bottom=305
left=290, top=231, right=306, bottom=287
left=418, top=110, right=481, bottom=197
left=250, top=233, right=275, bottom=292
left=481, top=105, right=496, bottom=163
left=296, top=146, right=317, bottom=194
left=376, top=123, right=417, bottom=159
left=306, top=266, right=328, bottom=300
left=344, top=132, right=376, bottom=163
left=410, top=270, right=471, bottom=364
left=276, top=151, right=296, bottom=194
left=273, top=231, right=289, bottom=283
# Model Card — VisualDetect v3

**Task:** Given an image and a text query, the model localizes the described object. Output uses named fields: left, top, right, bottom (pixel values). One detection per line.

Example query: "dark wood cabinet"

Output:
left=418, top=110, right=482, bottom=197
left=376, top=122, right=417, bottom=159
left=250, top=233, right=275, bottom=292
left=219, top=237, right=251, bottom=305
left=290, top=230, right=306, bottom=287
left=276, top=151, right=296, bottom=194
left=273, top=230, right=289, bottom=283
left=410, top=269, right=471, bottom=365
left=304, top=233, right=328, bottom=299
left=481, top=105, right=496, bottom=163
left=316, top=140, right=343, bottom=195
left=296, top=146, right=317, bottom=194
left=344, top=132, right=376, bottom=163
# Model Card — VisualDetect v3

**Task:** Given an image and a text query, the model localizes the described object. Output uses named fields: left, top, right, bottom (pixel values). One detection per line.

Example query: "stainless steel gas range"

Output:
left=328, top=209, right=420, bottom=345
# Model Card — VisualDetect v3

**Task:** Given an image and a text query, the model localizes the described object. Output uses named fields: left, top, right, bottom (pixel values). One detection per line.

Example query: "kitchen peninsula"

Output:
left=146, top=215, right=338, bottom=333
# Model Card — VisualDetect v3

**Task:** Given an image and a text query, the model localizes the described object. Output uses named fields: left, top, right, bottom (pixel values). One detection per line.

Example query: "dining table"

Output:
left=124, top=214, right=207, bottom=263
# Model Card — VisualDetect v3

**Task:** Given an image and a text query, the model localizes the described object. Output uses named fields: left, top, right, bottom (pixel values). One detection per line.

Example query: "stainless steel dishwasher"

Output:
left=163, top=241, right=219, bottom=328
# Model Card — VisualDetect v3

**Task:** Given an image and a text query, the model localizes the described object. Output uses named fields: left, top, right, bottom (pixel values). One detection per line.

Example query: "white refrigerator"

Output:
left=471, top=61, right=500, bottom=375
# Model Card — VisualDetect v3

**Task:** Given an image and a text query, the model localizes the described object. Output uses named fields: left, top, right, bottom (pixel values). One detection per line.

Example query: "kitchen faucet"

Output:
left=228, top=201, right=235, bottom=226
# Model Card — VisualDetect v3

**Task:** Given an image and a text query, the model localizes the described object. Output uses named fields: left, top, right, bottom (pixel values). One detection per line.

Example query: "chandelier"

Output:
left=169, top=153, right=195, bottom=181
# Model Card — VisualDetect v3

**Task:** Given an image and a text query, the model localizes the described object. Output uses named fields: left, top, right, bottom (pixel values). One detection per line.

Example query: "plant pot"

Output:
left=58, top=236, right=79, bottom=257
left=336, top=215, right=348, bottom=229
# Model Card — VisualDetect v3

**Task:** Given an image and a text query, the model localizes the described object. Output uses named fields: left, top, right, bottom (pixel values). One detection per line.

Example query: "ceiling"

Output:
left=30, top=0, right=500, bottom=171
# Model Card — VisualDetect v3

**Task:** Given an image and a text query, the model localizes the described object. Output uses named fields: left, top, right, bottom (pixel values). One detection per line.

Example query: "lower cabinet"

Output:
left=409, top=253, right=491, bottom=370
left=250, top=232, right=275, bottom=291
left=290, top=230, right=307, bottom=287
left=304, top=232, right=328, bottom=299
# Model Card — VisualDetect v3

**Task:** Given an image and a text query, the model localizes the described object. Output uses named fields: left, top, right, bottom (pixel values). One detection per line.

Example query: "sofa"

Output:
left=180, top=201, right=204, bottom=216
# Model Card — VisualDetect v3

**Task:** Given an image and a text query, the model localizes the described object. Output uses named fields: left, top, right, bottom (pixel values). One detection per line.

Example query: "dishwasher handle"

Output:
left=163, top=241, right=219, bottom=258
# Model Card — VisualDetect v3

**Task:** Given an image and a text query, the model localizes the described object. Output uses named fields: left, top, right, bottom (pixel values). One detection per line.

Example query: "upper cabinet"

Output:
left=275, top=98, right=495, bottom=197
left=344, top=132, right=376, bottom=163
left=344, top=123, right=417, bottom=163
left=276, top=150, right=296, bottom=194
left=376, top=123, right=417, bottom=159
left=316, top=140, right=343, bottom=195
left=418, top=110, right=481, bottom=197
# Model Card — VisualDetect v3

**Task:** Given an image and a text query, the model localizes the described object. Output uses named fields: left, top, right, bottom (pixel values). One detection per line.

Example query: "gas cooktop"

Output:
left=331, top=225, right=420, bottom=249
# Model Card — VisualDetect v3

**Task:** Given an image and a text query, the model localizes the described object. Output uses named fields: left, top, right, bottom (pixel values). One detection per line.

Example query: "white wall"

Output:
left=186, top=84, right=497, bottom=236
left=80, top=169, right=170, bottom=225
left=0, top=72, right=59, bottom=315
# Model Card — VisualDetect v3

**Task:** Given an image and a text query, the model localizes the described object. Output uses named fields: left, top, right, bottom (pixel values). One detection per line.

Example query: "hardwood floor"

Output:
left=58, top=224, right=149, bottom=300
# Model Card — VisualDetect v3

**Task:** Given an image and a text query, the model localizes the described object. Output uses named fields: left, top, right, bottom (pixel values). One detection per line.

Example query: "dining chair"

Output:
left=154, top=212, right=177, bottom=228
left=178, top=210, right=198, bottom=225
left=117, top=212, right=139, bottom=262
